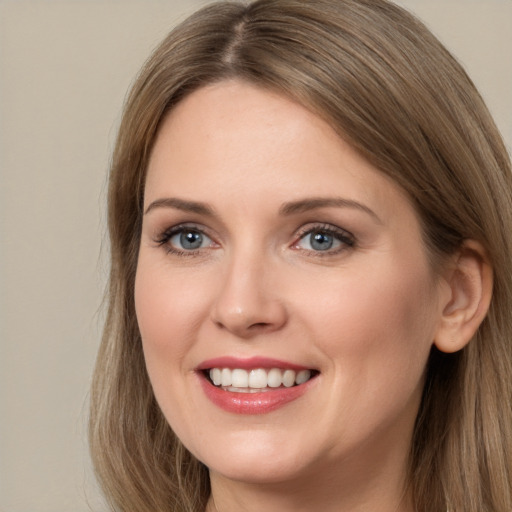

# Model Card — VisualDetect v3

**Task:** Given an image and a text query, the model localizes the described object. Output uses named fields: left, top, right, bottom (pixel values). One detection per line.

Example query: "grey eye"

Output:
left=295, top=224, right=355, bottom=254
left=170, top=229, right=210, bottom=250
left=309, top=232, right=334, bottom=251
left=297, top=230, right=343, bottom=252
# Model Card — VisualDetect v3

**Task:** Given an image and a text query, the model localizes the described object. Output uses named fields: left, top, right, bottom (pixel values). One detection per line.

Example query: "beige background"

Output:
left=0, top=1, right=510, bottom=511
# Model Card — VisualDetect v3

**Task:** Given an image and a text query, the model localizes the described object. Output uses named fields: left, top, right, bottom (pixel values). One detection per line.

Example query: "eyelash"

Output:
left=155, top=223, right=215, bottom=257
left=293, top=223, right=355, bottom=256
left=154, top=222, right=355, bottom=257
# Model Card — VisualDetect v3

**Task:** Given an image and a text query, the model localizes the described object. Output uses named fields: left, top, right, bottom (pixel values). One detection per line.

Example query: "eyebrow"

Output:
left=144, top=197, right=216, bottom=216
left=144, top=195, right=381, bottom=223
left=279, top=197, right=381, bottom=223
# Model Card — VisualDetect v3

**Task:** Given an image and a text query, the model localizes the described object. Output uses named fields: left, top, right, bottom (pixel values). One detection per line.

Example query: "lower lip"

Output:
left=198, top=373, right=313, bottom=414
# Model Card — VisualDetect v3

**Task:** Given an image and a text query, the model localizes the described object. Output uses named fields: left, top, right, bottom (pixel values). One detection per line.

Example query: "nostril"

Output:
left=248, top=322, right=270, bottom=330
left=210, top=298, right=288, bottom=337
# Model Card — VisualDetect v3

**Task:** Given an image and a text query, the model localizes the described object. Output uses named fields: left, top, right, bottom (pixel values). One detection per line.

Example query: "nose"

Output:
left=210, top=253, right=288, bottom=339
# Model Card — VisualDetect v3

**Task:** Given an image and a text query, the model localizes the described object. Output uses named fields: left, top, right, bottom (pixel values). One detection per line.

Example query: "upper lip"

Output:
left=196, top=356, right=313, bottom=371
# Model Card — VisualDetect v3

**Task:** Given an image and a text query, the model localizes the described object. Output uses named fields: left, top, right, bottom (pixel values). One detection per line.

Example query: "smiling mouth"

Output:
left=205, top=367, right=319, bottom=392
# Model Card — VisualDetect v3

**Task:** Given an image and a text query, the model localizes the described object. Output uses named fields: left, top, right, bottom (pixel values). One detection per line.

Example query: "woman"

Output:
left=89, top=1, right=512, bottom=511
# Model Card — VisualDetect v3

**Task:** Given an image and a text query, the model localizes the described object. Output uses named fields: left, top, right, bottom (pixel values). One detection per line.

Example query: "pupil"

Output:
left=180, top=231, right=202, bottom=249
left=311, top=232, right=333, bottom=251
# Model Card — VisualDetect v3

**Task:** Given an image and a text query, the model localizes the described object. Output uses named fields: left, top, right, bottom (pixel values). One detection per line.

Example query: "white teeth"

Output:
left=282, top=369, right=296, bottom=387
left=267, top=368, right=283, bottom=388
left=249, top=369, right=268, bottom=388
left=210, top=368, right=222, bottom=386
left=231, top=369, right=249, bottom=388
left=207, top=367, right=314, bottom=389
left=296, top=369, right=311, bottom=385
left=221, top=368, right=232, bottom=387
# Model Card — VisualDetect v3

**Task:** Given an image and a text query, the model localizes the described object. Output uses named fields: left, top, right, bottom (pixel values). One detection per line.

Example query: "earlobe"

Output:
left=434, top=240, right=493, bottom=354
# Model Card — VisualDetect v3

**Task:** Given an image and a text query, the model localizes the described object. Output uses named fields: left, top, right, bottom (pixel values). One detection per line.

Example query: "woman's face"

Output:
left=135, top=80, right=447, bottom=488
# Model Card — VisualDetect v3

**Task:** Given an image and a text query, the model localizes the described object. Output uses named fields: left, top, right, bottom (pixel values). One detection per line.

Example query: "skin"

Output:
left=135, top=80, right=453, bottom=512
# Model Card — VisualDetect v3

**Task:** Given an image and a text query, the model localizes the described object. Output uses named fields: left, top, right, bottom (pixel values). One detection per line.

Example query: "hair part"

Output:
left=89, top=1, right=512, bottom=511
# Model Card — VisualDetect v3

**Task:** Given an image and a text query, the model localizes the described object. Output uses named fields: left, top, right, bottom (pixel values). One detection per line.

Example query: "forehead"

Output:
left=145, top=80, right=413, bottom=222
left=148, top=81, right=342, bottom=177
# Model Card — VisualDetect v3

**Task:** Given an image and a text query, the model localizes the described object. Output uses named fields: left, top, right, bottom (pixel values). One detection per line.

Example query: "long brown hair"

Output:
left=89, top=1, right=512, bottom=510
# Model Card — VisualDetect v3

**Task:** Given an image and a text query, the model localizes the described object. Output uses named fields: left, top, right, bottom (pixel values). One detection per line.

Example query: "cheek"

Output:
left=305, top=266, right=437, bottom=441
left=134, top=260, right=209, bottom=372
left=301, top=260, right=438, bottom=382
left=134, top=259, right=215, bottom=437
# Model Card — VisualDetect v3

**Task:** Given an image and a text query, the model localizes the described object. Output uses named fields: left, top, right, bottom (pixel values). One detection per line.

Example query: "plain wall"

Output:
left=0, top=1, right=510, bottom=511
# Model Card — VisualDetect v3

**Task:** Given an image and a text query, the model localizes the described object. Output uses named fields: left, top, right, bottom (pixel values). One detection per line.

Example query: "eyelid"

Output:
left=154, top=223, right=218, bottom=256
left=154, top=222, right=204, bottom=244
left=152, top=221, right=355, bottom=257
left=292, top=223, right=355, bottom=253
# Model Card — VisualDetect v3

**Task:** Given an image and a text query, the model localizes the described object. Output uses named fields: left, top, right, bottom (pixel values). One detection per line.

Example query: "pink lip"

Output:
left=195, top=356, right=317, bottom=415
left=197, top=373, right=314, bottom=414
left=197, top=356, right=310, bottom=371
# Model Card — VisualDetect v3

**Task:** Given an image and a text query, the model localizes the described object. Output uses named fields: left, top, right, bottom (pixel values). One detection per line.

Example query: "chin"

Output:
left=208, top=456, right=308, bottom=485
left=188, top=429, right=314, bottom=484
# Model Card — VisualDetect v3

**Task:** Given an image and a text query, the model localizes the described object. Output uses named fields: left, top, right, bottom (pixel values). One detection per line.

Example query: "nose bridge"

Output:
left=210, top=240, right=287, bottom=337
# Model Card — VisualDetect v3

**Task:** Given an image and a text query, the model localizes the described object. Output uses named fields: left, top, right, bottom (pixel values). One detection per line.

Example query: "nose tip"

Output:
left=211, top=302, right=286, bottom=338
left=210, top=270, right=287, bottom=338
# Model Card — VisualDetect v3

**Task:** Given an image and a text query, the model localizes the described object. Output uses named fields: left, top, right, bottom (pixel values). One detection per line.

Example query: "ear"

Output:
left=434, top=240, right=493, bottom=353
